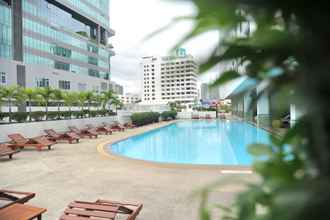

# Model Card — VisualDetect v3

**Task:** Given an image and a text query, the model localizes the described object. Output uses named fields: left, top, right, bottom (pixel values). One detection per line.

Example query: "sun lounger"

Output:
left=44, top=129, right=80, bottom=144
left=192, top=114, right=199, bottom=119
left=205, top=114, right=212, bottom=119
left=0, top=203, right=47, bottom=219
left=68, top=126, right=98, bottom=139
left=86, top=124, right=112, bottom=135
left=8, top=134, right=55, bottom=151
left=0, top=144, right=19, bottom=160
left=60, top=200, right=143, bottom=220
left=0, top=189, right=35, bottom=209
left=123, top=122, right=137, bottom=129
left=105, top=122, right=125, bottom=132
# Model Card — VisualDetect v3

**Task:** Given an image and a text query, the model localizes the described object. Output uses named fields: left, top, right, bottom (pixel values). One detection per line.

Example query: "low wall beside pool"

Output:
left=0, top=116, right=124, bottom=142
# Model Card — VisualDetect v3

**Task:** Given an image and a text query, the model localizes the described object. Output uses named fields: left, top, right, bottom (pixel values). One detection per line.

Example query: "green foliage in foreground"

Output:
left=152, top=0, right=330, bottom=219
left=131, top=112, right=161, bottom=126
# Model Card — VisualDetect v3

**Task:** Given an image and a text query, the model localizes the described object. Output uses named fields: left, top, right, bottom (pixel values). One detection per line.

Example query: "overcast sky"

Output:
left=109, top=0, right=220, bottom=94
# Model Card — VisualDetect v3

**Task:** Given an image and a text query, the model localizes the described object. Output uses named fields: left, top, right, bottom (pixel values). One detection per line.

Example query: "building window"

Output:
left=0, top=72, right=6, bottom=85
left=36, top=78, right=50, bottom=88
left=58, top=80, right=71, bottom=90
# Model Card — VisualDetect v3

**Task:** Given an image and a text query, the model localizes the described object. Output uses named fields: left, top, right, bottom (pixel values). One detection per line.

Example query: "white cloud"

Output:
left=109, top=0, right=219, bottom=94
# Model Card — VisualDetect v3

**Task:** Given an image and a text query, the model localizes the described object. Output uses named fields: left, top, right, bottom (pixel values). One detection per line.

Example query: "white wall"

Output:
left=0, top=116, right=120, bottom=142
left=177, top=111, right=217, bottom=119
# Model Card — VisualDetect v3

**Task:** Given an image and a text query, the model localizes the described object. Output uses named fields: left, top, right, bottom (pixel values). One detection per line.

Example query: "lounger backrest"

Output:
left=69, top=126, right=79, bottom=133
left=33, top=136, right=52, bottom=145
left=44, top=129, right=58, bottom=138
left=8, top=134, right=28, bottom=144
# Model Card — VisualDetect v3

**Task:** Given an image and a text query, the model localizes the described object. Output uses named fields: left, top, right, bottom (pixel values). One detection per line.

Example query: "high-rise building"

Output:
left=201, top=83, right=220, bottom=100
left=0, top=0, right=115, bottom=92
left=109, top=81, right=123, bottom=95
left=140, top=49, right=198, bottom=107
left=119, top=93, right=141, bottom=104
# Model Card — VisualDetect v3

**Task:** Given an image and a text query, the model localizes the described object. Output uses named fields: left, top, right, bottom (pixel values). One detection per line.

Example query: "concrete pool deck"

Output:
left=0, top=120, right=258, bottom=219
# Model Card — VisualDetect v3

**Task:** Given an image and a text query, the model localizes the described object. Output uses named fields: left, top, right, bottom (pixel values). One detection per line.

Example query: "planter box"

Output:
left=0, top=116, right=118, bottom=142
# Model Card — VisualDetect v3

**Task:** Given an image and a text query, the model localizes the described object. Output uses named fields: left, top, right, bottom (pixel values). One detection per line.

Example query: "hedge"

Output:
left=160, top=111, right=177, bottom=121
left=131, top=112, right=160, bottom=126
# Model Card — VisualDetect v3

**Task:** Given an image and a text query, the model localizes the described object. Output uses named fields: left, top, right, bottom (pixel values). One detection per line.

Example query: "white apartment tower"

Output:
left=141, top=49, right=198, bottom=107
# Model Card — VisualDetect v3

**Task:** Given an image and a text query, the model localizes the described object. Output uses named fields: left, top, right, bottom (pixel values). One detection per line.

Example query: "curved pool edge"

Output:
left=96, top=120, right=253, bottom=173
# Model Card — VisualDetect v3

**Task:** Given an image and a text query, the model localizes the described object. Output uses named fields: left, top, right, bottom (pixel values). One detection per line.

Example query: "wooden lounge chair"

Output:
left=107, top=122, right=125, bottom=132
left=0, top=144, right=19, bottom=160
left=0, top=189, right=35, bottom=209
left=44, top=129, right=80, bottom=144
left=86, top=124, right=112, bottom=135
left=192, top=114, right=199, bottom=119
left=68, top=126, right=98, bottom=139
left=8, top=134, right=56, bottom=151
left=0, top=203, right=47, bottom=219
left=123, top=122, right=137, bottom=129
left=60, top=200, right=143, bottom=220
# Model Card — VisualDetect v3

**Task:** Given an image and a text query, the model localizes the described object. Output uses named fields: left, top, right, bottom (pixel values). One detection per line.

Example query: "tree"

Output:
left=0, top=85, right=24, bottom=123
left=53, top=89, right=64, bottom=114
left=22, top=88, right=38, bottom=121
left=36, top=87, right=55, bottom=120
left=77, top=92, right=87, bottom=111
left=93, top=93, right=103, bottom=111
left=85, top=91, right=95, bottom=112
left=101, top=90, right=114, bottom=110
left=62, top=91, right=77, bottom=114
left=111, top=96, right=122, bottom=114
left=153, top=1, right=330, bottom=220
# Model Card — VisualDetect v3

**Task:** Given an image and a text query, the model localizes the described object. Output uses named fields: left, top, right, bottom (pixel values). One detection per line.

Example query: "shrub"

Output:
left=0, top=112, right=9, bottom=121
left=72, top=111, right=84, bottom=119
left=47, top=111, right=59, bottom=120
left=131, top=112, right=160, bottom=126
left=59, top=111, right=71, bottom=119
left=89, top=110, right=98, bottom=117
left=30, top=111, right=45, bottom=121
left=11, top=112, right=28, bottom=123
left=161, top=111, right=177, bottom=121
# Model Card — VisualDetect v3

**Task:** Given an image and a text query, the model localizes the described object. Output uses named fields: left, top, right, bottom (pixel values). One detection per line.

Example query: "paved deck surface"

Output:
left=0, top=121, right=258, bottom=220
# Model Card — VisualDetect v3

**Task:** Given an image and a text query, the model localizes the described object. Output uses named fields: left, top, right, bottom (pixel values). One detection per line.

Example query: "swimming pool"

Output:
left=109, top=120, right=271, bottom=166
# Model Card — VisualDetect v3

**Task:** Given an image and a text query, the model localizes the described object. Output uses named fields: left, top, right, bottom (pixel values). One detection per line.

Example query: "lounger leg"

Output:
left=9, top=154, right=12, bottom=159
left=38, top=214, right=42, bottom=220
left=48, top=145, right=51, bottom=150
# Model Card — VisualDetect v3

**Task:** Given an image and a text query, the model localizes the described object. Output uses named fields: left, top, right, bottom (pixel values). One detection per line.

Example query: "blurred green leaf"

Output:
left=248, top=144, right=274, bottom=157
left=210, top=70, right=241, bottom=87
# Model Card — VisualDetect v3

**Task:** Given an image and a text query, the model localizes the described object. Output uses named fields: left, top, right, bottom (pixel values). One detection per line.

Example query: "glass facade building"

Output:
left=0, top=0, right=114, bottom=90
left=0, top=1, right=12, bottom=59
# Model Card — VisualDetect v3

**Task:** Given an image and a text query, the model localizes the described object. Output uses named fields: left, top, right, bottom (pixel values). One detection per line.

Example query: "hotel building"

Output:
left=140, top=49, right=198, bottom=108
left=0, top=0, right=114, bottom=92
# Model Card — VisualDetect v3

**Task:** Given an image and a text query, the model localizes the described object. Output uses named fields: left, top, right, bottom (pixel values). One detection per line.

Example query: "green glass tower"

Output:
left=0, top=0, right=115, bottom=91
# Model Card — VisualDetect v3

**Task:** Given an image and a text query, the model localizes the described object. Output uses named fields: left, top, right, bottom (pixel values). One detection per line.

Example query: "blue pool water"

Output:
left=109, top=120, right=271, bottom=166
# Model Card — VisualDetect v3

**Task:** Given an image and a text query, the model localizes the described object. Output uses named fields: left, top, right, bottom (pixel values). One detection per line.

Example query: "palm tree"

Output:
left=36, top=87, right=55, bottom=120
left=53, top=89, right=63, bottom=113
left=101, top=90, right=114, bottom=110
left=111, top=96, right=122, bottom=114
left=93, top=93, right=103, bottom=111
left=62, top=92, right=77, bottom=116
left=85, top=91, right=95, bottom=112
left=0, top=85, right=23, bottom=123
left=77, top=92, right=87, bottom=111
left=22, top=88, right=38, bottom=121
